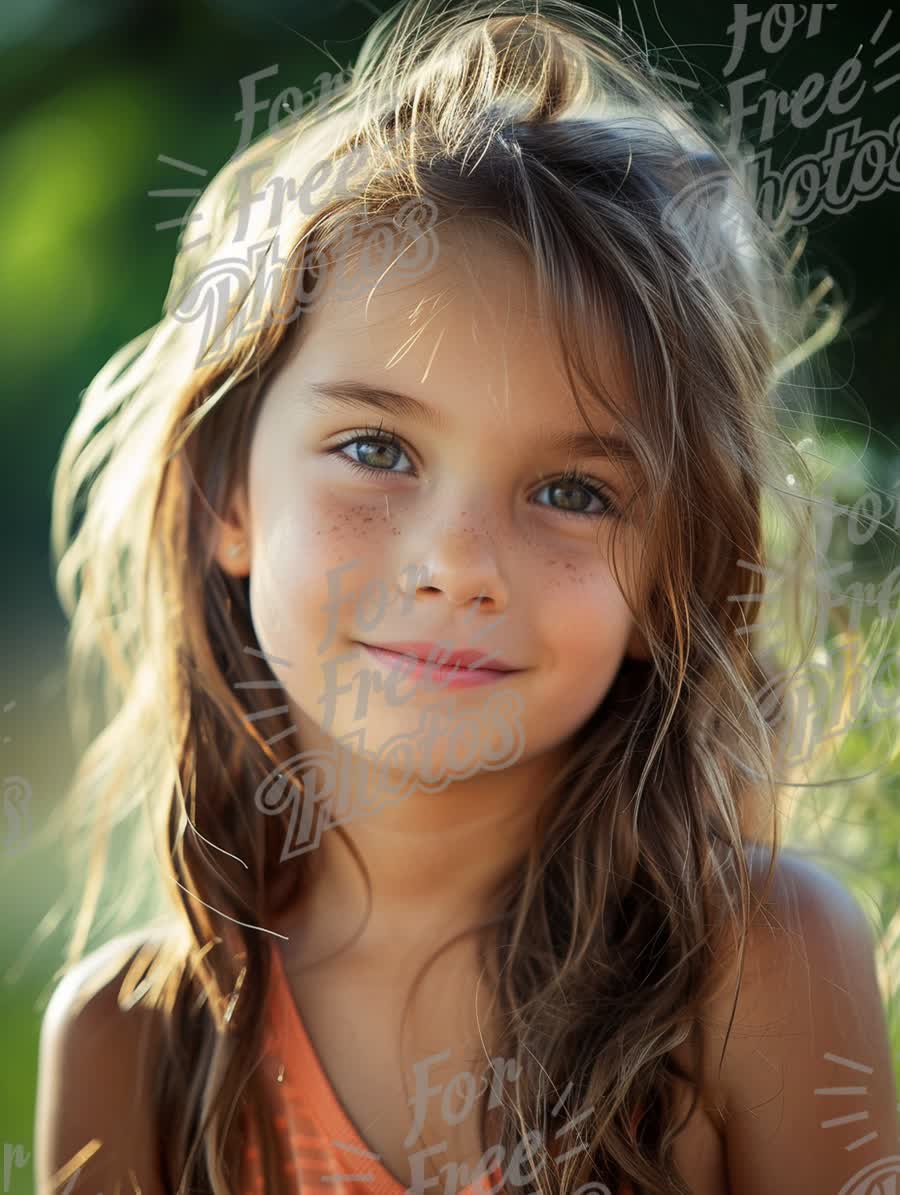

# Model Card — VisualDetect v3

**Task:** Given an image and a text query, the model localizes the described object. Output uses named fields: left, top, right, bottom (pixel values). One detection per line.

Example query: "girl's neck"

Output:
left=264, top=724, right=572, bottom=965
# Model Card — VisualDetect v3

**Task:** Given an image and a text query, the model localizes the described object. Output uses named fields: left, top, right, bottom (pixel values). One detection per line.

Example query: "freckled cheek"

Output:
left=264, top=462, right=392, bottom=547
left=248, top=481, right=396, bottom=646
left=516, top=568, right=634, bottom=738
left=538, top=565, right=634, bottom=671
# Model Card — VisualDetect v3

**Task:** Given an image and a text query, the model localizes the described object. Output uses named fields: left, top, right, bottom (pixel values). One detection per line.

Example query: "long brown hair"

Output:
left=47, top=1, right=845, bottom=1191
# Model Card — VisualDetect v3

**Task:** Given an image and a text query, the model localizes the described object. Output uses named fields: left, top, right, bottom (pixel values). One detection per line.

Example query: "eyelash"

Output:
left=328, top=423, right=619, bottom=520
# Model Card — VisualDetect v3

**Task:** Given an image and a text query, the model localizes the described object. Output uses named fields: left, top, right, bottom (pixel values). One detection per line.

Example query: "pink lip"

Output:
left=362, top=641, right=519, bottom=671
left=357, top=641, right=522, bottom=689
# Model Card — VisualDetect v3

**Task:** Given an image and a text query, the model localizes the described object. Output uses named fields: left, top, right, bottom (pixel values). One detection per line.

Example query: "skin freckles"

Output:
left=213, top=219, right=650, bottom=955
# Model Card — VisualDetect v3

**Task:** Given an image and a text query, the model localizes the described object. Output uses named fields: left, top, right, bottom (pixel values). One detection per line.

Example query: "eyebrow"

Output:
left=307, top=379, right=637, bottom=462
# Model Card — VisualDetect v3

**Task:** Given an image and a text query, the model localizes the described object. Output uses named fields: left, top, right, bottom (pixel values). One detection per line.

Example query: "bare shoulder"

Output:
left=35, top=925, right=184, bottom=1195
left=706, top=843, right=882, bottom=1021
left=696, top=844, right=898, bottom=1194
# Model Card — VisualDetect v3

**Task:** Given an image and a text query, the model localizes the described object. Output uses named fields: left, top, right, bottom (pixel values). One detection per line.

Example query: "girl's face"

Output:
left=216, top=221, right=648, bottom=809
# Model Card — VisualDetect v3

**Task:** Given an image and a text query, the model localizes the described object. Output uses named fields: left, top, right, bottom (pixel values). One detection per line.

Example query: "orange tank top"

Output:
left=241, top=942, right=639, bottom=1195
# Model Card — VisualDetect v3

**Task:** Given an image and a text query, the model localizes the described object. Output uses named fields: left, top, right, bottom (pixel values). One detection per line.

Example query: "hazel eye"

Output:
left=330, top=429, right=414, bottom=476
left=534, top=471, right=619, bottom=519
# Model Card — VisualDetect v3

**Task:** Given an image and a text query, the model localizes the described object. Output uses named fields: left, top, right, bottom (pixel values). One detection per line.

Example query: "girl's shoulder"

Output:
left=697, top=843, right=880, bottom=1085
left=691, top=846, right=896, bottom=1190
left=35, top=926, right=181, bottom=1195
left=705, top=843, right=879, bottom=1022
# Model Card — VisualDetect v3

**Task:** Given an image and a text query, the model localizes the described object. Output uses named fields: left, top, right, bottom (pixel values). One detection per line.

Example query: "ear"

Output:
left=625, top=620, right=651, bottom=663
left=213, top=485, right=252, bottom=578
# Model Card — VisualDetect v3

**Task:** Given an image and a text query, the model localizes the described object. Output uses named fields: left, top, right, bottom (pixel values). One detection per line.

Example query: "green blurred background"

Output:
left=2, top=0, right=899, bottom=1185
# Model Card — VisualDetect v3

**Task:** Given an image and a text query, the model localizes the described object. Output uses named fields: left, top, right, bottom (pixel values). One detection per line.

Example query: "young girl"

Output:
left=35, top=1, right=898, bottom=1193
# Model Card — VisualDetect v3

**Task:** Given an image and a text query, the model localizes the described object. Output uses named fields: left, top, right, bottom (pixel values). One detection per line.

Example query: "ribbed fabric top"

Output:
left=241, top=941, right=637, bottom=1195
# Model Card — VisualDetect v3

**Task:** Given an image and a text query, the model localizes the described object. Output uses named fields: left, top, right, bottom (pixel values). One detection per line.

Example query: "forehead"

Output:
left=281, top=218, right=635, bottom=440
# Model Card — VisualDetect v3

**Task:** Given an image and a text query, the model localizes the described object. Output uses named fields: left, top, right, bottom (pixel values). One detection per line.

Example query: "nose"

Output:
left=399, top=525, right=510, bottom=612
